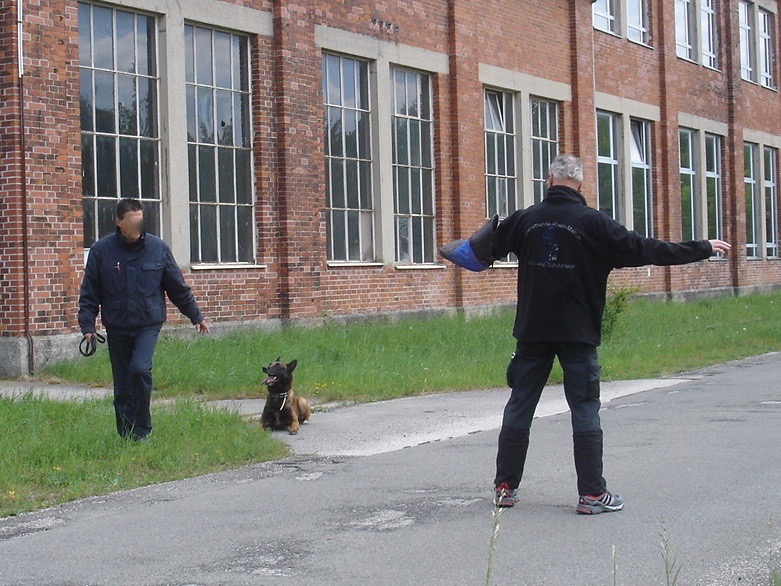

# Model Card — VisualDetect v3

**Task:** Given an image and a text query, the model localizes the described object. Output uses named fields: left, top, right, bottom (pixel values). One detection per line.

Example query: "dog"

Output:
left=260, top=358, right=311, bottom=434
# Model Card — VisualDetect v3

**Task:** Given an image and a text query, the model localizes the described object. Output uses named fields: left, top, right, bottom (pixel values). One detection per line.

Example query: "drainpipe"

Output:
left=17, top=0, right=34, bottom=374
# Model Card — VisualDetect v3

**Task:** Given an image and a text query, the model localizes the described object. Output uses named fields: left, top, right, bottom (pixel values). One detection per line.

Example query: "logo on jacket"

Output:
left=527, top=222, right=577, bottom=269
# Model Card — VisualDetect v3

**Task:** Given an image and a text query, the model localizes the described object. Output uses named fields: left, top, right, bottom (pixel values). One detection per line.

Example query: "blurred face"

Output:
left=116, top=210, right=144, bottom=242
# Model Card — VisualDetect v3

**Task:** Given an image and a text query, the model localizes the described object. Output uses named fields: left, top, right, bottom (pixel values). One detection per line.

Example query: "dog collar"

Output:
left=270, top=391, right=287, bottom=411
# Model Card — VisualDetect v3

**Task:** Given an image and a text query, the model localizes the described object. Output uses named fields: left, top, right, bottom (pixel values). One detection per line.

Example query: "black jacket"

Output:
left=78, top=230, right=204, bottom=334
left=492, top=185, right=713, bottom=346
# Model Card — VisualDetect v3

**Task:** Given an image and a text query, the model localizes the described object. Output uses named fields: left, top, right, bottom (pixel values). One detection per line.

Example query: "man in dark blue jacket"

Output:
left=79, top=198, right=209, bottom=441
left=490, top=154, right=731, bottom=513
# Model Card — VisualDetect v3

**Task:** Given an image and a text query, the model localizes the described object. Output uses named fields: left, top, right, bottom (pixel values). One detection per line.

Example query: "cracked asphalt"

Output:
left=1, top=353, right=780, bottom=585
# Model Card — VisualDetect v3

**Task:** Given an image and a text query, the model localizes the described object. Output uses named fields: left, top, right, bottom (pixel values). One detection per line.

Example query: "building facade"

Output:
left=1, top=0, right=780, bottom=376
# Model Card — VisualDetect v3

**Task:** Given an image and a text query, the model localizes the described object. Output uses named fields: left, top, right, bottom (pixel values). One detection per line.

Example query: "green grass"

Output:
left=40, top=292, right=781, bottom=403
left=0, top=395, right=288, bottom=518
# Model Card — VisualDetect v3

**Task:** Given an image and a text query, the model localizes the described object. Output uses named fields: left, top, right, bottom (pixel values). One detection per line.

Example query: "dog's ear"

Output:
left=262, top=366, right=268, bottom=374
left=275, top=356, right=281, bottom=363
left=287, top=359, right=297, bottom=373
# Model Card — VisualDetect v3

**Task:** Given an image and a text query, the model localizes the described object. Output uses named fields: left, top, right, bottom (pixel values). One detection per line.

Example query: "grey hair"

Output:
left=548, top=153, right=583, bottom=183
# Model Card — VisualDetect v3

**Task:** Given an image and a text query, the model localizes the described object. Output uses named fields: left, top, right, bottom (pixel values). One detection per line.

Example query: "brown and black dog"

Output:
left=260, top=358, right=311, bottom=434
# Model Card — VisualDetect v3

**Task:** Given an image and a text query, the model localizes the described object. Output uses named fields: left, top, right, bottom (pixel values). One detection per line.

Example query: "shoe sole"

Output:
left=576, top=503, right=624, bottom=515
left=494, top=499, right=518, bottom=508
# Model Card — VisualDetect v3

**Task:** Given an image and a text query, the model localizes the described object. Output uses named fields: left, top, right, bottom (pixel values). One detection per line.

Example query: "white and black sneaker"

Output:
left=576, top=490, right=624, bottom=514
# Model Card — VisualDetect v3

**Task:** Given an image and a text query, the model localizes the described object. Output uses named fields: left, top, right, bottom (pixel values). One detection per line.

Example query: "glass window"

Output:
left=78, top=3, right=161, bottom=248
left=186, top=25, right=253, bottom=264
left=765, top=147, right=779, bottom=258
left=745, top=143, right=759, bottom=257
left=323, top=54, right=374, bottom=262
left=484, top=90, right=516, bottom=220
left=392, top=67, right=434, bottom=264
left=596, top=111, right=620, bottom=221
left=739, top=1, right=756, bottom=81
left=627, top=0, right=649, bottom=44
left=630, top=119, right=653, bottom=237
left=593, top=0, right=617, bottom=34
left=705, top=134, right=723, bottom=244
left=530, top=98, right=559, bottom=205
left=679, top=129, right=696, bottom=241
left=759, top=9, right=775, bottom=88
left=701, top=0, right=718, bottom=69
left=676, top=0, right=695, bottom=60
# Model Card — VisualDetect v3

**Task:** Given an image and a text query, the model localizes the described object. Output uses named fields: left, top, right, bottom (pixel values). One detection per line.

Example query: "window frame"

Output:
left=78, top=2, right=163, bottom=249
left=323, top=52, right=376, bottom=263
left=530, top=97, right=560, bottom=205
left=596, top=110, right=621, bottom=222
left=185, top=23, right=255, bottom=266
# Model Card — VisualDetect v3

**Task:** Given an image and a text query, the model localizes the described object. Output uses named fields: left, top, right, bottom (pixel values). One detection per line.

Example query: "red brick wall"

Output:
left=2, top=0, right=781, bottom=357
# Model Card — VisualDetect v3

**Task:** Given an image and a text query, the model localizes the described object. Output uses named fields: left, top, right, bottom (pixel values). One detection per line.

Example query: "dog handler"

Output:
left=442, top=154, right=731, bottom=514
left=78, top=198, right=209, bottom=441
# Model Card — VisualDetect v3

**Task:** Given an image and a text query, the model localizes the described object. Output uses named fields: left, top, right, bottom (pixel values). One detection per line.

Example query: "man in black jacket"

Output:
left=79, top=198, right=209, bottom=441
left=491, top=154, right=730, bottom=513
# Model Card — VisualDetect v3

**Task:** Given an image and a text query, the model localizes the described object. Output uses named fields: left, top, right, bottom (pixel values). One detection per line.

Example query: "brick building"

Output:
left=1, top=0, right=780, bottom=377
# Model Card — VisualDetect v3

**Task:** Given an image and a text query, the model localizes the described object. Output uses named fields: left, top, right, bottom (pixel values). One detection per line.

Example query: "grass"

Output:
left=0, top=395, right=288, bottom=518
left=40, top=291, right=781, bottom=403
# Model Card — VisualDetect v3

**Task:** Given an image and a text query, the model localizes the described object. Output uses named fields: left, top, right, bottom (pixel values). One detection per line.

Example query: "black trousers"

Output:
left=494, top=341, right=607, bottom=496
left=106, top=326, right=161, bottom=439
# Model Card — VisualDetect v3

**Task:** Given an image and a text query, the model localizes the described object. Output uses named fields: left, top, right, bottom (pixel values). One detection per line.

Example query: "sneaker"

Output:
left=576, top=491, right=624, bottom=515
left=493, top=482, right=519, bottom=508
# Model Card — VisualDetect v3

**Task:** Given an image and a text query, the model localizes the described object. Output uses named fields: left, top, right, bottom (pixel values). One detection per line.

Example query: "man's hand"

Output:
left=709, top=239, right=731, bottom=255
left=195, top=320, right=209, bottom=335
left=82, top=333, right=95, bottom=342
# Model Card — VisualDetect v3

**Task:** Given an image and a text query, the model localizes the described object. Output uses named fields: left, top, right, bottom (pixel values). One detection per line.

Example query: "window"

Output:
left=185, top=25, right=253, bottom=264
left=593, top=0, right=617, bottom=34
left=740, top=1, right=756, bottom=81
left=594, top=0, right=649, bottom=44
left=484, top=90, right=516, bottom=220
left=679, top=129, right=696, bottom=241
left=630, top=119, right=653, bottom=237
left=765, top=147, right=779, bottom=257
left=597, top=111, right=620, bottom=221
left=759, top=9, right=776, bottom=88
left=745, top=143, right=760, bottom=257
left=627, top=0, right=649, bottom=44
left=323, top=54, right=374, bottom=262
left=676, top=0, right=695, bottom=60
left=530, top=98, right=559, bottom=204
left=700, top=0, right=718, bottom=69
left=392, top=67, right=434, bottom=264
left=704, top=134, right=723, bottom=242
left=78, top=3, right=161, bottom=248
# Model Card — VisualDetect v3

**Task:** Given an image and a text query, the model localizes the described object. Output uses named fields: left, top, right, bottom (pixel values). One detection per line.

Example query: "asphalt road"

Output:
left=1, top=353, right=780, bottom=585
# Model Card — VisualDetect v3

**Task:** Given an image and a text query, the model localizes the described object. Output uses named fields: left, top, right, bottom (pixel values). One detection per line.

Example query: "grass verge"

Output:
left=0, top=395, right=287, bottom=518
left=40, top=292, right=781, bottom=403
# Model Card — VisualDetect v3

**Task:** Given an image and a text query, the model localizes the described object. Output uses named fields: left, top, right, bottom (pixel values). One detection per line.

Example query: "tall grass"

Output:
left=0, top=395, right=287, bottom=517
left=40, top=292, right=781, bottom=402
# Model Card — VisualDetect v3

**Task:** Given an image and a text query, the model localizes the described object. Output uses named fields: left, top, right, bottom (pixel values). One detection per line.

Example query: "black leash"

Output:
left=79, top=332, right=106, bottom=357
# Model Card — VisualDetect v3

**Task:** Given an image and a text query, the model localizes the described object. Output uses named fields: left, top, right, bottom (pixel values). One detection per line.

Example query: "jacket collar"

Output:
left=114, top=227, right=146, bottom=252
left=544, top=185, right=588, bottom=206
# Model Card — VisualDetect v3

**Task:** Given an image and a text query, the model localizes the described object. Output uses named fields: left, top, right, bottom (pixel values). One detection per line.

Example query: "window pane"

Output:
left=237, top=204, right=254, bottom=262
left=330, top=159, right=345, bottom=208
left=140, top=139, right=158, bottom=199
left=216, top=89, right=234, bottom=146
left=81, top=135, right=95, bottom=196
left=80, top=69, right=94, bottom=131
left=197, top=87, right=214, bottom=143
left=218, top=147, right=235, bottom=203
left=214, top=32, right=232, bottom=89
left=94, top=70, right=115, bottom=133
left=92, top=6, right=114, bottom=70
left=219, top=205, right=237, bottom=263
left=195, top=27, right=213, bottom=85
left=200, top=204, right=218, bottom=263
left=198, top=145, right=216, bottom=202
left=116, top=11, right=136, bottom=74
left=119, top=137, right=139, bottom=198
left=185, top=26, right=194, bottom=84
left=138, top=76, right=156, bottom=138
left=79, top=3, right=92, bottom=67
left=95, top=135, right=117, bottom=197
left=117, top=74, right=137, bottom=135
left=236, top=149, right=252, bottom=205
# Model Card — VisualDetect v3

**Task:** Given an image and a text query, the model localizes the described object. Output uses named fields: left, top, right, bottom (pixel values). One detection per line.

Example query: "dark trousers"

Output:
left=106, top=326, right=161, bottom=439
left=494, top=342, right=607, bottom=496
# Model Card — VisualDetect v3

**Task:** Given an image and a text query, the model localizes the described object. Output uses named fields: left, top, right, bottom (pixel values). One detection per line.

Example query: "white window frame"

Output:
left=596, top=110, right=621, bottom=222
left=323, top=52, right=375, bottom=263
left=700, top=0, right=718, bottom=69
left=530, top=97, right=560, bottom=205
left=484, top=89, right=517, bottom=220
left=675, top=0, right=721, bottom=70
left=758, top=8, right=776, bottom=89
left=740, top=1, right=757, bottom=81
left=594, top=0, right=650, bottom=45
left=745, top=142, right=760, bottom=257
left=314, top=25, right=448, bottom=270
left=679, top=128, right=697, bottom=241
left=630, top=118, right=653, bottom=237
left=704, top=133, right=723, bottom=242
left=593, top=0, right=618, bottom=35
left=676, top=0, right=695, bottom=60
left=765, top=147, right=779, bottom=258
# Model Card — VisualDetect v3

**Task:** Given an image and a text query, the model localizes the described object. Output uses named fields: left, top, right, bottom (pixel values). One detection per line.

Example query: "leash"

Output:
left=270, top=391, right=288, bottom=411
left=79, top=332, right=106, bottom=357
